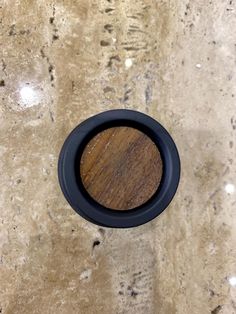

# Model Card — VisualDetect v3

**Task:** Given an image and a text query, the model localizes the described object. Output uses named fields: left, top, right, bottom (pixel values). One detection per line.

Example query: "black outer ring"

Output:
left=58, top=109, right=181, bottom=228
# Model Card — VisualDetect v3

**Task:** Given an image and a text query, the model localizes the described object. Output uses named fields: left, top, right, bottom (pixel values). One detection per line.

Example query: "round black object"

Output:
left=58, top=109, right=180, bottom=228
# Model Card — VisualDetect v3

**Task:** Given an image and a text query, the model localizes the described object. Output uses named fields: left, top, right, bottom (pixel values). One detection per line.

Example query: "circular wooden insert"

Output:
left=80, top=127, right=163, bottom=210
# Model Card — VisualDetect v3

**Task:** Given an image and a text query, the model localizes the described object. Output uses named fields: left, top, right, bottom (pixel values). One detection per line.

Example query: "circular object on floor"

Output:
left=58, top=109, right=180, bottom=228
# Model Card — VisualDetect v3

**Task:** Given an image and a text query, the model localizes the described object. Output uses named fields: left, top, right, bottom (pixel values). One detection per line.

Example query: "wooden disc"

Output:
left=80, top=127, right=163, bottom=210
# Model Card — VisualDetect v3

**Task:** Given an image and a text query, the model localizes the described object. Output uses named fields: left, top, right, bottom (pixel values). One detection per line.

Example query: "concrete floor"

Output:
left=1, top=0, right=236, bottom=313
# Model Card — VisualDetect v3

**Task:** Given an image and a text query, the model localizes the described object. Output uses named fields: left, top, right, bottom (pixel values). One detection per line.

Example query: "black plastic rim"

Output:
left=58, top=109, right=181, bottom=228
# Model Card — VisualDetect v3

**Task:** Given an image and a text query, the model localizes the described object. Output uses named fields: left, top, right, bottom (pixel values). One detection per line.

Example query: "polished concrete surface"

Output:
left=1, top=1, right=236, bottom=313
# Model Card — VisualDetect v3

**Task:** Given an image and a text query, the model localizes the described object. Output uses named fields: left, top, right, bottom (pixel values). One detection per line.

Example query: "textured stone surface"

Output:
left=0, top=0, right=236, bottom=313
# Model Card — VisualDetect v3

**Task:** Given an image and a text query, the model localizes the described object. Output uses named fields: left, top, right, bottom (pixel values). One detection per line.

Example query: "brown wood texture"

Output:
left=80, top=127, right=163, bottom=210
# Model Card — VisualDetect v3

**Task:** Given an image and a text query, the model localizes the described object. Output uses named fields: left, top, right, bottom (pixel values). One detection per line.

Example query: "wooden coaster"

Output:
left=80, top=126, right=163, bottom=210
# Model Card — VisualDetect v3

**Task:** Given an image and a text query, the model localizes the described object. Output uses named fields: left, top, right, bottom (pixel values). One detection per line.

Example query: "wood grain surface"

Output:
left=80, top=127, right=163, bottom=210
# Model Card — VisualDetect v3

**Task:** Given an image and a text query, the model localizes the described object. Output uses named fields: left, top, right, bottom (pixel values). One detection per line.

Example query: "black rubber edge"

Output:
left=58, top=109, right=181, bottom=228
